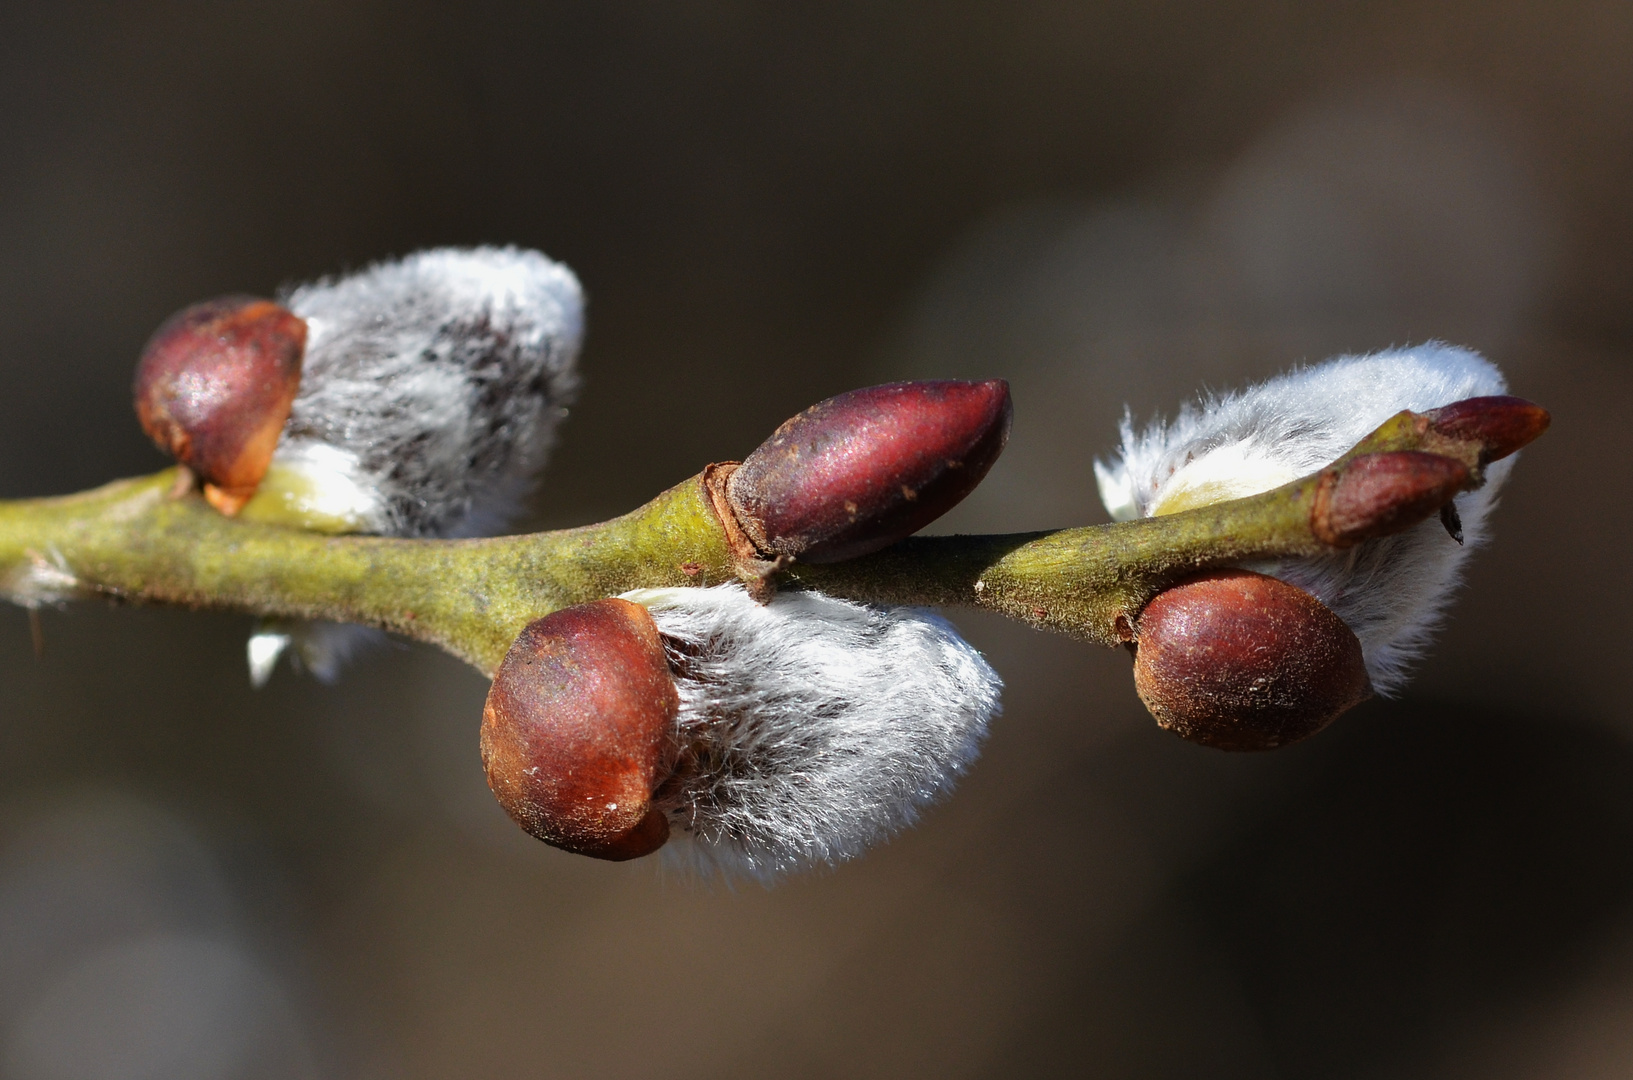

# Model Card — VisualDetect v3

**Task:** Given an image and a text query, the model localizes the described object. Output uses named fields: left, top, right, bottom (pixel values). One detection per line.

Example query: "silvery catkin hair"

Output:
left=1093, top=344, right=1510, bottom=693
left=624, top=585, right=1003, bottom=879
left=277, top=246, right=583, bottom=538
left=248, top=247, right=584, bottom=683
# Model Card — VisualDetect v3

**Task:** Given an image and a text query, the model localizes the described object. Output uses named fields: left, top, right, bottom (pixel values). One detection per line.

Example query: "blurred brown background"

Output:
left=1, top=3, right=1630, bottom=1077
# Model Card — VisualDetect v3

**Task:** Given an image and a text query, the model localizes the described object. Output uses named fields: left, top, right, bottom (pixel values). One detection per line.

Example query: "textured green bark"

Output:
left=0, top=462, right=1343, bottom=675
left=0, top=470, right=738, bottom=674
left=792, top=478, right=1322, bottom=646
left=0, top=406, right=1494, bottom=677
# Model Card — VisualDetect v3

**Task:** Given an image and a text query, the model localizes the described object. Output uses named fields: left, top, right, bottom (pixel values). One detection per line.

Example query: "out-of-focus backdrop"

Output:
left=0, top=4, right=1629, bottom=1077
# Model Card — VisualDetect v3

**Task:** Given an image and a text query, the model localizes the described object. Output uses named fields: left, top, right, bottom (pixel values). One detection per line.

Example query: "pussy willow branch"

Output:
left=0, top=412, right=1475, bottom=677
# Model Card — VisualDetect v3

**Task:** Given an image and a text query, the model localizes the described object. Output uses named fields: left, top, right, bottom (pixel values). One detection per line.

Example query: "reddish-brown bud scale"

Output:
left=1133, top=571, right=1372, bottom=752
left=1310, top=451, right=1469, bottom=547
left=133, top=296, right=306, bottom=515
left=725, top=379, right=1012, bottom=564
left=1425, top=395, right=1551, bottom=465
left=480, top=599, right=679, bottom=861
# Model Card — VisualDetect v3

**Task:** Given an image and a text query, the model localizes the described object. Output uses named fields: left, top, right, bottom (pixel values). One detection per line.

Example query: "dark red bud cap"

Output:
left=480, top=598, right=679, bottom=861
left=1424, top=395, right=1551, bottom=465
left=726, top=379, right=1012, bottom=563
left=133, top=296, right=306, bottom=515
left=1133, top=570, right=1372, bottom=751
left=1311, top=451, right=1469, bottom=548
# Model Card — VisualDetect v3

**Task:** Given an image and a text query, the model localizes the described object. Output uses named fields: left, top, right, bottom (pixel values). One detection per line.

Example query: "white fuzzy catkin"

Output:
left=1093, top=344, right=1510, bottom=694
left=623, top=584, right=1003, bottom=878
left=278, top=246, right=583, bottom=538
left=247, top=247, right=584, bottom=684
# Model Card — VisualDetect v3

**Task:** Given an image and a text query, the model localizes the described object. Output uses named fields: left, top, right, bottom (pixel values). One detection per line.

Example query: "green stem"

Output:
left=0, top=470, right=740, bottom=674
left=1, top=403, right=1497, bottom=676
left=793, top=480, right=1322, bottom=646
left=0, top=458, right=1345, bottom=675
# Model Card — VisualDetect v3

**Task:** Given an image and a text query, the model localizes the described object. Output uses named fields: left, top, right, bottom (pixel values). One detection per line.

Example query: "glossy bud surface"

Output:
left=481, top=599, right=678, bottom=860
left=727, top=379, right=1011, bottom=563
left=1133, top=570, right=1372, bottom=751
left=1311, top=451, right=1469, bottom=547
left=1425, top=395, right=1551, bottom=464
left=134, top=296, right=306, bottom=515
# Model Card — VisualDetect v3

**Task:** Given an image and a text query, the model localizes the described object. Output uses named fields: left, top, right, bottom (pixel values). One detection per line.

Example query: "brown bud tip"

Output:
left=133, top=296, right=306, bottom=515
left=1133, top=571, right=1372, bottom=752
left=480, top=599, right=679, bottom=861
left=1425, top=395, right=1551, bottom=464
left=726, top=379, right=1012, bottom=563
left=1311, top=451, right=1469, bottom=548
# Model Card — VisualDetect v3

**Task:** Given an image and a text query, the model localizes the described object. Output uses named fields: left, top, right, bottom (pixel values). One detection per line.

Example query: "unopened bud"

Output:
left=1425, top=395, right=1551, bottom=465
left=726, top=379, right=1011, bottom=563
left=1132, top=570, right=1372, bottom=751
left=1310, top=451, right=1469, bottom=548
left=480, top=599, right=678, bottom=861
left=134, top=296, right=306, bottom=515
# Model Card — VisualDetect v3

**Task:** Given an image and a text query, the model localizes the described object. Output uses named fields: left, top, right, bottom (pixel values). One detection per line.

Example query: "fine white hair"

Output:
left=279, top=245, right=583, bottom=538
left=248, top=247, right=584, bottom=685
left=0, top=548, right=79, bottom=609
left=1093, top=344, right=1510, bottom=694
left=623, top=584, right=1002, bottom=879
left=248, top=619, right=382, bottom=686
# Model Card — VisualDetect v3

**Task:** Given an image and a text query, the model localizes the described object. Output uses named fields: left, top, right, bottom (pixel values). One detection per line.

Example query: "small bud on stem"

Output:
left=481, top=599, right=678, bottom=860
left=1310, top=451, right=1470, bottom=547
left=725, top=380, right=1012, bottom=564
left=133, top=297, right=306, bottom=515
left=1424, top=395, right=1551, bottom=465
left=1132, top=570, right=1372, bottom=751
